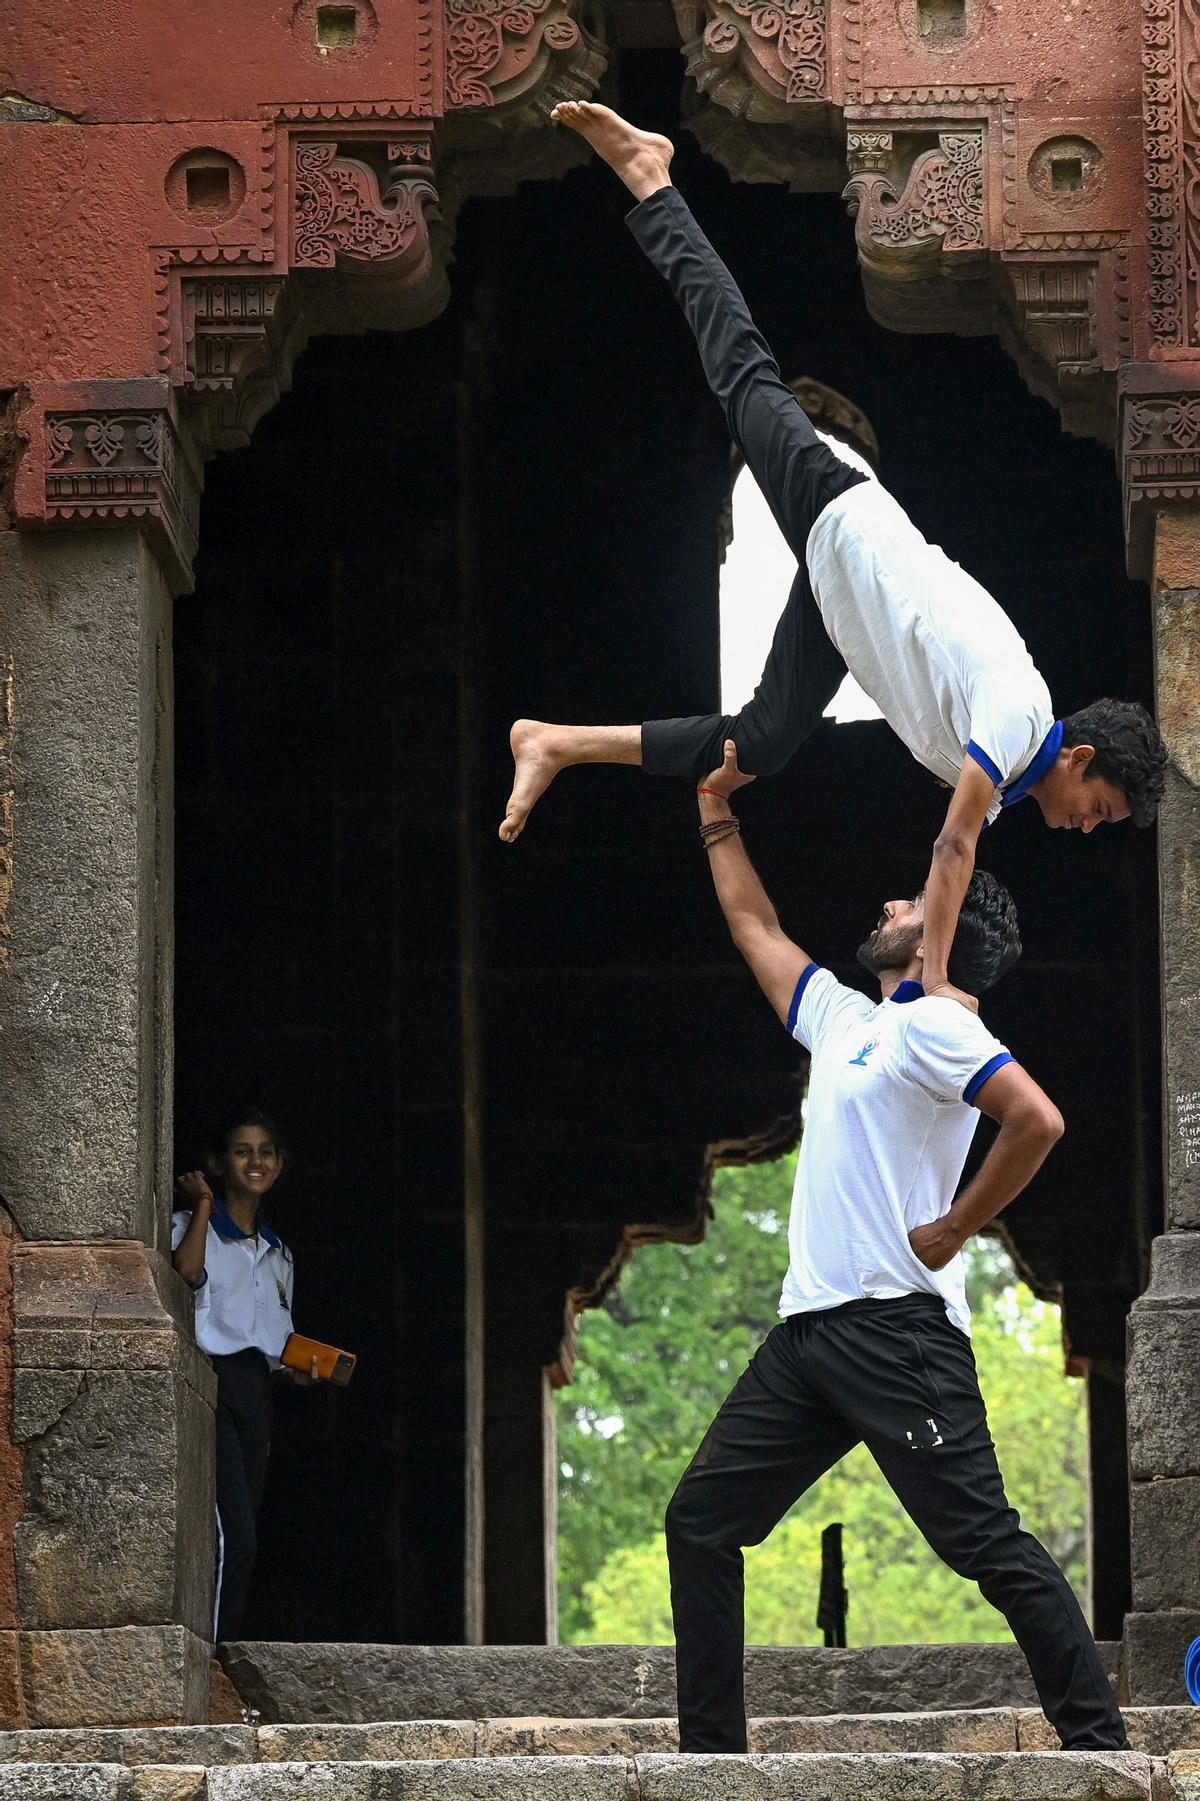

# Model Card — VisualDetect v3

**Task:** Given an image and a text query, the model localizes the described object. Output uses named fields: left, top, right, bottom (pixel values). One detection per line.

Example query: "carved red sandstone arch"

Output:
left=4, top=0, right=1199, bottom=582
left=0, top=0, right=606, bottom=593
left=674, top=0, right=1200, bottom=579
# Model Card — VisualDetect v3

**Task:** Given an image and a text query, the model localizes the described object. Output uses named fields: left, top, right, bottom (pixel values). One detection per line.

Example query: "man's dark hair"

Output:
left=1060, top=699, right=1167, bottom=828
left=947, top=870, right=1022, bottom=997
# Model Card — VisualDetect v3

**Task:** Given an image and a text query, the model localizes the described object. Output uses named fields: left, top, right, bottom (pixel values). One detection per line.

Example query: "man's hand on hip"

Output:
left=908, top=1218, right=966, bottom=1271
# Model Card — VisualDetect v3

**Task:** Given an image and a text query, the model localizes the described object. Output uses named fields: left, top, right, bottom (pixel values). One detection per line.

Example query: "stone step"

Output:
left=0, top=1708, right=1196, bottom=1768
left=0, top=1750, right=1186, bottom=1801
left=219, top=1641, right=1122, bottom=1724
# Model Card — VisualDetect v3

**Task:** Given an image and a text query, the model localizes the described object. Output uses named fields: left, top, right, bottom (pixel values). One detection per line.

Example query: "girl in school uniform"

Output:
left=172, top=1109, right=315, bottom=1642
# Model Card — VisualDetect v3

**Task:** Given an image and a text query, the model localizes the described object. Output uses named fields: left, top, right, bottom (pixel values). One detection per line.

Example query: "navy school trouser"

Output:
left=627, top=187, right=869, bottom=781
left=665, top=1294, right=1128, bottom=1754
left=213, top=1347, right=273, bottom=1642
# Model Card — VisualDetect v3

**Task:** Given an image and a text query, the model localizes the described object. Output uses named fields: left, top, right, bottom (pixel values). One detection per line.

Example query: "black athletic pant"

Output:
left=213, top=1348, right=273, bottom=1643
left=627, top=187, right=869, bottom=780
left=665, top=1295, right=1128, bottom=1754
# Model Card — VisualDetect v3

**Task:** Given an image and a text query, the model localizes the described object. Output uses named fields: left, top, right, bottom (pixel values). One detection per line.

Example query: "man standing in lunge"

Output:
left=500, top=103, right=1165, bottom=1011
left=667, top=741, right=1128, bottom=1753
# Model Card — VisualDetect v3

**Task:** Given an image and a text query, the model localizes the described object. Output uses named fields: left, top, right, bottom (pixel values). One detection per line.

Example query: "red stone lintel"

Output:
left=10, top=381, right=203, bottom=599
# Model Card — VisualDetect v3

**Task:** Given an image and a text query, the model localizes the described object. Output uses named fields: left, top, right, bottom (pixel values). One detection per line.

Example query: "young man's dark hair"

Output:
left=948, top=869, right=1022, bottom=997
left=1061, top=699, right=1167, bottom=829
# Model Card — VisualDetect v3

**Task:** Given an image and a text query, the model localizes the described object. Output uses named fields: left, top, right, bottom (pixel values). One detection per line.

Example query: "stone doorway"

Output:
left=170, top=46, right=1157, bottom=1649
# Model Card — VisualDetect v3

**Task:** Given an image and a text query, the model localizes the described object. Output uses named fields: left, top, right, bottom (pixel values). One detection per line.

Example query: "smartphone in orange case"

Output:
left=282, top=1333, right=357, bottom=1386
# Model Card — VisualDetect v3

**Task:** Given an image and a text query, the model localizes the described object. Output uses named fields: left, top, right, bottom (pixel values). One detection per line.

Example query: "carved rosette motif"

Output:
left=292, top=140, right=439, bottom=274
left=845, top=129, right=986, bottom=273
left=678, top=0, right=826, bottom=124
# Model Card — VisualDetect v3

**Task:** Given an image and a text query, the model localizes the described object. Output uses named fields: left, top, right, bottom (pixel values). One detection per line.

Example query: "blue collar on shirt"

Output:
left=889, top=979, right=924, bottom=1004
left=209, top=1198, right=282, bottom=1250
left=1000, top=719, right=1063, bottom=810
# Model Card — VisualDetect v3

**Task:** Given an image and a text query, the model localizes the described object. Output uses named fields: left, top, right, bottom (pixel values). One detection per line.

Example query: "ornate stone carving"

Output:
left=182, top=278, right=287, bottom=390
left=1121, top=378, right=1200, bottom=574
left=291, top=139, right=439, bottom=272
left=676, top=0, right=827, bottom=123
left=846, top=130, right=892, bottom=173
left=12, top=383, right=202, bottom=596
left=1142, top=0, right=1194, bottom=347
left=845, top=129, right=986, bottom=275
left=996, top=259, right=1119, bottom=446
left=1005, top=262, right=1097, bottom=379
left=444, top=0, right=597, bottom=115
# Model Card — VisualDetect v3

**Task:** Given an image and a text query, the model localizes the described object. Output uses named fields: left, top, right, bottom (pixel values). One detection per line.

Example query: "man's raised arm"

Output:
left=918, top=756, right=996, bottom=1014
left=697, top=741, right=810, bottom=1025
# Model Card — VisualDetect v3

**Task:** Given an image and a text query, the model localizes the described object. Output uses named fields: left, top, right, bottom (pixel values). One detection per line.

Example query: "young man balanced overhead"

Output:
left=669, top=741, right=1128, bottom=1754
left=499, top=102, right=1166, bottom=1010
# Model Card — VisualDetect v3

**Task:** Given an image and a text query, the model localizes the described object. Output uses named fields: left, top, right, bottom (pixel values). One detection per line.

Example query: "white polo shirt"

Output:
left=781, top=966, right=1014, bottom=1336
left=806, top=437, right=1061, bottom=824
left=171, top=1204, right=295, bottom=1361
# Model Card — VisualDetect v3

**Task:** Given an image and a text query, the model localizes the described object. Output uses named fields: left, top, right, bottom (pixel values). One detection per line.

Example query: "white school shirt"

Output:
left=780, top=965, right=1014, bottom=1336
left=171, top=1205, right=295, bottom=1361
left=805, top=435, right=1060, bottom=825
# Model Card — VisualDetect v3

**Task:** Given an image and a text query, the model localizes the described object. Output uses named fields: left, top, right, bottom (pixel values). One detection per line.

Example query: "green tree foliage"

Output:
left=557, top=1155, right=1088, bottom=1644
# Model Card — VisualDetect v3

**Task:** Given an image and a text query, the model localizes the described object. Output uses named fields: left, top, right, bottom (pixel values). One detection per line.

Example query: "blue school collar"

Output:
left=1001, top=720, right=1064, bottom=810
left=889, top=980, right=924, bottom=1004
left=209, top=1198, right=282, bottom=1250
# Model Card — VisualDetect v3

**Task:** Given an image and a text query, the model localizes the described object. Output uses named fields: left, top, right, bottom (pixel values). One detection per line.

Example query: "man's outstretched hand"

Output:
left=908, top=1218, right=966, bottom=1271
left=700, top=740, right=756, bottom=803
left=922, top=979, right=979, bottom=1016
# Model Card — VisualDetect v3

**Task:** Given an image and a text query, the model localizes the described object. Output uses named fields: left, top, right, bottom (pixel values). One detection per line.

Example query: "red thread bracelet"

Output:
left=697, top=787, right=728, bottom=799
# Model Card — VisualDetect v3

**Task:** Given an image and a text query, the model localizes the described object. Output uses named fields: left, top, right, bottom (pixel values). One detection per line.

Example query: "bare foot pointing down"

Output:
left=500, top=721, right=568, bottom=843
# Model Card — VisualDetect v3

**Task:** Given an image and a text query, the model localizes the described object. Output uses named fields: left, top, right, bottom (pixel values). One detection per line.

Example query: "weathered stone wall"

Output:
left=0, top=531, right=173, bottom=1247
left=0, top=527, right=213, bottom=1722
left=1125, top=513, right=1200, bottom=1702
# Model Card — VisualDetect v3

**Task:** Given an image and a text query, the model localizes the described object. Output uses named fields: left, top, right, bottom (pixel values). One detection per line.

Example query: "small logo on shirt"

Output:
left=848, top=1037, right=880, bottom=1068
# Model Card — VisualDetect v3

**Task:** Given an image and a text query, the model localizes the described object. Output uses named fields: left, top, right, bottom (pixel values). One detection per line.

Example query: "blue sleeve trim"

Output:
left=964, top=1051, right=1014, bottom=1106
left=966, top=740, right=1003, bottom=788
left=786, top=963, right=820, bottom=1037
left=192, top=1270, right=209, bottom=1293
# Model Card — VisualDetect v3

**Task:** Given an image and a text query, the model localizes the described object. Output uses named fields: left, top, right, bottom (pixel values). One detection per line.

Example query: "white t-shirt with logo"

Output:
left=780, top=966, right=1014, bottom=1336
left=171, top=1206, right=295, bottom=1361
left=805, top=437, right=1055, bottom=824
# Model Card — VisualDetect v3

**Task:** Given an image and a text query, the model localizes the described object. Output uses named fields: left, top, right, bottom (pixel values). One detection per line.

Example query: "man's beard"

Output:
left=857, top=919, right=923, bottom=977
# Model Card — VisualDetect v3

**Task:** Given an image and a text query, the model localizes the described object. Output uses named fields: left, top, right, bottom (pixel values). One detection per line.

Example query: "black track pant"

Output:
left=213, top=1348, right=273, bottom=1642
left=665, top=1295, right=1128, bottom=1754
left=627, top=187, right=868, bottom=780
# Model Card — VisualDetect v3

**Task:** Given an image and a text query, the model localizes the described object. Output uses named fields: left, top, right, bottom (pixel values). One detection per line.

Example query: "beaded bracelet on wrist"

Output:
left=699, top=818, right=741, bottom=850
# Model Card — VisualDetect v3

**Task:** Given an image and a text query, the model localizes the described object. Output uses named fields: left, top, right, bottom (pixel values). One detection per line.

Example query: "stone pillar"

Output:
left=1086, top=1368, right=1130, bottom=1642
left=0, top=528, right=213, bottom=1725
left=1124, top=511, right=1200, bottom=1702
left=483, top=1360, right=557, bottom=1645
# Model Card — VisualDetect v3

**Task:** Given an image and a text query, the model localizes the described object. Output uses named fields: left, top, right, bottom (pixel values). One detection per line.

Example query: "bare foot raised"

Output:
left=500, top=720, right=568, bottom=844
left=550, top=101, right=674, bottom=202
